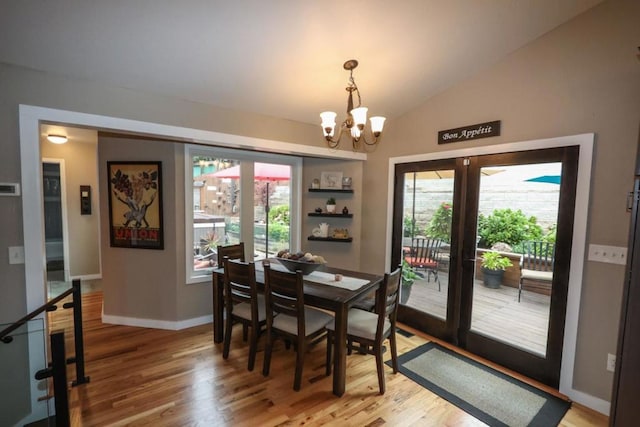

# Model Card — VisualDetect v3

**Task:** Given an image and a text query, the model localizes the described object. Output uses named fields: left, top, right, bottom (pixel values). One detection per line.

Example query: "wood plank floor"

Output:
left=48, top=291, right=607, bottom=426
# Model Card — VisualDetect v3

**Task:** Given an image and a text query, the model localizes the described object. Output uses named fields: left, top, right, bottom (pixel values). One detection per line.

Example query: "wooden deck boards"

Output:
left=404, top=273, right=551, bottom=355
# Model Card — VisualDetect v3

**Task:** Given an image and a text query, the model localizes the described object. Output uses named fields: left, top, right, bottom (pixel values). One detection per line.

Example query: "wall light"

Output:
left=47, top=134, right=68, bottom=144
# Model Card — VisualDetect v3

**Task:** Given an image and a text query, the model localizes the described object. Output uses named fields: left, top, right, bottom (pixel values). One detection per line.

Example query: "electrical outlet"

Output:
left=607, top=353, right=616, bottom=372
left=588, top=244, right=628, bottom=265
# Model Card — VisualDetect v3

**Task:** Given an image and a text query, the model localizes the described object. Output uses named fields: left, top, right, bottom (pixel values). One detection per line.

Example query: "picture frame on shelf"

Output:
left=320, top=171, right=343, bottom=189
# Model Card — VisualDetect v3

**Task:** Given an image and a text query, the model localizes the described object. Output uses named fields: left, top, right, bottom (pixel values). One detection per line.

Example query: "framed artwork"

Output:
left=107, top=161, right=164, bottom=249
left=320, top=171, right=343, bottom=189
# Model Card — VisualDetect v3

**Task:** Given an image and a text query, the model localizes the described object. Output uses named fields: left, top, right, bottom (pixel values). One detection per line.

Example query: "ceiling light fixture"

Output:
left=320, top=59, right=385, bottom=151
left=47, top=134, right=68, bottom=144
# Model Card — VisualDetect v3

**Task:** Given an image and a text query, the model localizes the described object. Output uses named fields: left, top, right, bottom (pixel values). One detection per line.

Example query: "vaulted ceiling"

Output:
left=0, top=1, right=603, bottom=126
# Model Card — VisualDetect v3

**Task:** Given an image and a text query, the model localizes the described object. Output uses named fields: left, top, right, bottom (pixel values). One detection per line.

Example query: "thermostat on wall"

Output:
left=0, top=183, right=20, bottom=196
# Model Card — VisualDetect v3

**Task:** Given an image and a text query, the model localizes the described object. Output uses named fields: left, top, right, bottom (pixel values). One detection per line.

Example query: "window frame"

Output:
left=185, top=144, right=302, bottom=284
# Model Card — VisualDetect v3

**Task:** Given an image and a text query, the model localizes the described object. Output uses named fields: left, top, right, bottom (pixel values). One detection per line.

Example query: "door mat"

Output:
left=389, top=342, right=571, bottom=427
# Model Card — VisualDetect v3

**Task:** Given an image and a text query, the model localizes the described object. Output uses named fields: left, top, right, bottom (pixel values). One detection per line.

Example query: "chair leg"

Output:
left=262, top=332, right=273, bottom=377
left=389, top=332, right=398, bottom=373
left=518, top=279, right=523, bottom=302
left=247, top=325, right=258, bottom=371
left=325, top=332, right=333, bottom=376
left=293, top=341, right=305, bottom=391
left=374, top=343, right=385, bottom=395
left=223, top=314, right=233, bottom=359
left=242, top=324, right=248, bottom=342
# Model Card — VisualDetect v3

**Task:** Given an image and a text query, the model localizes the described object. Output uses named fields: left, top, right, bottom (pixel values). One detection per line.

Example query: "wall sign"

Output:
left=438, top=120, right=501, bottom=144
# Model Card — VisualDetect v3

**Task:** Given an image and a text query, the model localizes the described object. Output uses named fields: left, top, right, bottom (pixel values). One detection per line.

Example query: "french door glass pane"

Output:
left=401, top=170, right=454, bottom=320
left=470, top=163, right=560, bottom=357
left=191, top=156, right=240, bottom=274
left=253, top=162, right=292, bottom=260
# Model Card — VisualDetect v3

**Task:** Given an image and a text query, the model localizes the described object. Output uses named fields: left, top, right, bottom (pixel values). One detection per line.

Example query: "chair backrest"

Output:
left=521, top=241, right=555, bottom=272
left=217, top=242, right=246, bottom=267
left=374, top=266, right=402, bottom=337
left=411, top=237, right=442, bottom=264
left=223, top=257, right=258, bottom=315
left=263, top=262, right=305, bottom=336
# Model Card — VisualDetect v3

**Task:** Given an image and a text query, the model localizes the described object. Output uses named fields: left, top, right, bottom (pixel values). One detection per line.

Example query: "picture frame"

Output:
left=107, top=161, right=164, bottom=249
left=320, top=171, right=343, bottom=189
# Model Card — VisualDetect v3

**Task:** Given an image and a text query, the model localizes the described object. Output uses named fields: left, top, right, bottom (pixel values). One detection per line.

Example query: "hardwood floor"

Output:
left=48, top=291, right=607, bottom=426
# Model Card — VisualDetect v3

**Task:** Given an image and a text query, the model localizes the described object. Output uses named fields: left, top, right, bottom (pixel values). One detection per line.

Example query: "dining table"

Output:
left=211, top=259, right=383, bottom=397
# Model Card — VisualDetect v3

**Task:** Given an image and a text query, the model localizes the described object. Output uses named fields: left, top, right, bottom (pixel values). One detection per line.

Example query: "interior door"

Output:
left=392, top=146, right=579, bottom=387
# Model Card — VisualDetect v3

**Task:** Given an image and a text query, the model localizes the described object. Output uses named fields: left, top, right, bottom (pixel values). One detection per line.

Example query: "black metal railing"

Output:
left=0, top=279, right=90, bottom=426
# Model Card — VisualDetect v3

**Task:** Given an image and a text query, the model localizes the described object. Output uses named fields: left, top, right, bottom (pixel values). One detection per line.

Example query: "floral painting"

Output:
left=108, top=161, right=164, bottom=249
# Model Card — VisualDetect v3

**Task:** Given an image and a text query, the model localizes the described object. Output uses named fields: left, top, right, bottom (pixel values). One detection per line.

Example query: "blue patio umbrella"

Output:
left=525, top=175, right=561, bottom=184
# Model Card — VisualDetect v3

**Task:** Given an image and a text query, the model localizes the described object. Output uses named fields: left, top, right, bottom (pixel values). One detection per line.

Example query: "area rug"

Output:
left=390, top=342, right=571, bottom=427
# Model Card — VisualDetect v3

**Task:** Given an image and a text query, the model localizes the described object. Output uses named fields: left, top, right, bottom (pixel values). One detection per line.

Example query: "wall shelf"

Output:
left=307, top=236, right=353, bottom=243
left=308, top=212, right=353, bottom=218
left=308, top=188, right=353, bottom=193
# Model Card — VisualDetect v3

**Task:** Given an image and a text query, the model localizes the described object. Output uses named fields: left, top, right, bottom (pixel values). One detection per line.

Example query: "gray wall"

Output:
left=359, top=0, right=640, bottom=402
left=1, top=0, right=638, bottom=411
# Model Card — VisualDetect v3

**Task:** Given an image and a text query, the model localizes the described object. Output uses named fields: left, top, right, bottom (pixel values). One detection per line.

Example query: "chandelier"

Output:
left=320, top=59, right=386, bottom=150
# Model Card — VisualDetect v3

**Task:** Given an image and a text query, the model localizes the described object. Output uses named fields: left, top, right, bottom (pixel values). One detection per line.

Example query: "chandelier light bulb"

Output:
left=320, top=111, right=337, bottom=137
left=370, top=116, right=386, bottom=135
left=350, top=107, right=368, bottom=127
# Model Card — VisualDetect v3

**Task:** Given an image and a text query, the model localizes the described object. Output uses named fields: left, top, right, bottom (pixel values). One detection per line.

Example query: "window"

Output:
left=185, top=145, right=301, bottom=283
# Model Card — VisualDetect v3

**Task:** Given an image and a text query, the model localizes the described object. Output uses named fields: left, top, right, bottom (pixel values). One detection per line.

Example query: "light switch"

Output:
left=588, top=244, right=628, bottom=265
left=8, top=246, right=25, bottom=264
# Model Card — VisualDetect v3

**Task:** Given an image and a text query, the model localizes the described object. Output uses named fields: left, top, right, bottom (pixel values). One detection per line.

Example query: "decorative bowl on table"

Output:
left=275, top=257, right=325, bottom=275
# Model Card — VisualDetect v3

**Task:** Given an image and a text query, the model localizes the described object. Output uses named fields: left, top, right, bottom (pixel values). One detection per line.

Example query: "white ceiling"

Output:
left=1, top=1, right=603, bottom=127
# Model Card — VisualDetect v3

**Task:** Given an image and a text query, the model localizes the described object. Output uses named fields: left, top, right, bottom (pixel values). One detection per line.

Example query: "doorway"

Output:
left=391, top=146, right=579, bottom=387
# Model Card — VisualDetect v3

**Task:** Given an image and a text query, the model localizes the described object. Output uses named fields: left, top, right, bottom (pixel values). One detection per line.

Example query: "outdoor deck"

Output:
left=404, top=272, right=550, bottom=356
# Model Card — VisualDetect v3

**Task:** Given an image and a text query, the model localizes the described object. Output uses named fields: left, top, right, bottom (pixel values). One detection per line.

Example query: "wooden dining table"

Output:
left=211, top=260, right=383, bottom=397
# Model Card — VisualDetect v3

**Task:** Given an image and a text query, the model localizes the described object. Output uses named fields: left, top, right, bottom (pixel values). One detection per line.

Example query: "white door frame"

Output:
left=385, top=133, right=609, bottom=415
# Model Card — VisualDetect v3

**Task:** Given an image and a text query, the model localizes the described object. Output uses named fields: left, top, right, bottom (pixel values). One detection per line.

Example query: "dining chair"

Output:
left=217, top=242, right=246, bottom=267
left=519, top=240, right=555, bottom=302
left=325, top=266, right=402, bottom=394
left=262, top=262, right=334, bottom=391
left=222, top=257, right=266, bottom=371
left=404, top=237, right=442, bottom=291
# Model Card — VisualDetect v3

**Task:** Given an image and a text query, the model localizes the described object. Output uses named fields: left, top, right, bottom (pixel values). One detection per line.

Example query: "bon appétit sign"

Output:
left=438, top=120, right=501, bottom=144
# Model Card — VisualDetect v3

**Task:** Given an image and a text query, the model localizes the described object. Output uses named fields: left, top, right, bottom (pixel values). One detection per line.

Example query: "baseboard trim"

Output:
left=565, top=387, right=611, bottom=416
left=101, top=313, right=213, bottom=331
left=69, top=273, right=102, bottom=281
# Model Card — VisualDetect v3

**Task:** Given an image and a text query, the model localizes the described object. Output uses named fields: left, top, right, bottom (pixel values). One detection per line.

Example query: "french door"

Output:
left=391, top=146, right=579, bottom=387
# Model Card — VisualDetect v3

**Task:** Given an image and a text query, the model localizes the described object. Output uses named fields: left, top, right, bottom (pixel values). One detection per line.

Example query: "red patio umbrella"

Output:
left=211, top=163, right=291, bottom=256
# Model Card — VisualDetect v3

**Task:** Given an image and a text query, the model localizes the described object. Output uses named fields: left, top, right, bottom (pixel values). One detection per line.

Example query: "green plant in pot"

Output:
left=326, top=197, right=336, bottom=213
left=401, top=260, right=420, bottom=304
left=480, top=251, right=513, bottom=288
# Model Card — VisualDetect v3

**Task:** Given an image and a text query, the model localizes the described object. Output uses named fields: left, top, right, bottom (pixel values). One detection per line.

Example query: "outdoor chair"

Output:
left=404, top=237, right=443, bottom=291
left=519, top=241, right=555, bottom=302
left=222, top=257, right=266, bottom=371
left=325, top=267, right=402, bottom=394
left=262, top=262, right=334, bottom=391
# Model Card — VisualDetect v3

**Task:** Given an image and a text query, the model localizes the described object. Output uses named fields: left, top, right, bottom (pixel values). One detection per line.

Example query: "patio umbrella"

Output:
left=525, top=175, right=561, bottom=184
left=212, top=163, right=291, bottom=256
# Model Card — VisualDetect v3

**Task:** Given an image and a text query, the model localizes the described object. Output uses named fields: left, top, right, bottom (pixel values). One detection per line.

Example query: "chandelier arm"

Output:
left=325, top=125, right=349, bottom=148
left=360, top=132, right=380, bottom=146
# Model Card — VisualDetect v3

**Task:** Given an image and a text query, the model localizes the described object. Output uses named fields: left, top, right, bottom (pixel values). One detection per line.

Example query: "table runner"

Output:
left=256, top=261, right=369, bottom=291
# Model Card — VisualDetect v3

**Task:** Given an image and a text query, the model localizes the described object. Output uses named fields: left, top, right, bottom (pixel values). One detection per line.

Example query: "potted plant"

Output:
left=326, top=197, right=336, bottom=213
left=401, top=260, right=420, bottom=304
left=480, top=251, right=513, bottom=288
